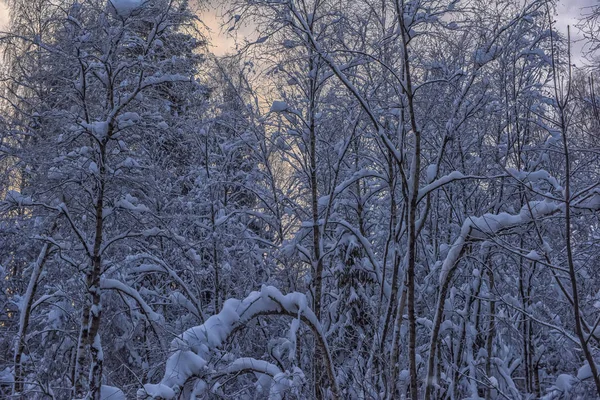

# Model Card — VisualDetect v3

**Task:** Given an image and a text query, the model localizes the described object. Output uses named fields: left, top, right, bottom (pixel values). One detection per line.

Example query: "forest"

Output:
left=1, top=0, right=600, bottom=398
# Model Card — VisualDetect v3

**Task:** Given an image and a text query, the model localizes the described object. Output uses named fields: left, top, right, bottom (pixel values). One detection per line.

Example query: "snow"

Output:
left=93, top=333, right=104, bottom=361
left=416, top=317, right=433, bottom=329
left=399, top=369, right=410, bottom=381
left=9, top=1, right=600, bottom=398
left=0, top=367, right=14, bottom=384
left=117, top=112, right=140, bottom=123
left=554, top=374, right=573, bottom=392
left=439, top=320, right=454, bottom=334
left=418, top=171, right=465, bottom=200
left=118, top=157, right=140, bottom=168
left=467, top=200, right=559, bottom=237
left=525, top=250, right=541, bottom=261
left=143, top=286, right=321, bottom=397
left=142, top=74, right=189, bottom=86
left=101, top=278, right=164, bottom=323
left=89, top=161, right=99, bottom=174
left=577, top=190, right=600, bottom=210
left=141, top=383, right=175, bottom=399
left=270, top=101, right=288, bottom=112
left=577, top=362, right=597, bottom=381
left=5, top=190, right=33, bottom=206
left=507, top=168, right=562, bottom=190
left=162, top=350, right=206, bottom=389
left=100, top=385, right=126, bottom=400
left=142, top=227, right=161, bottom=237
left=109, top=0, right=145, bottom=17
left=474, top=44, right=500, bottom=65
left=439, top=201, right=560, bottom=285
left=226, top=357, right=281, bottom=377
left=169, top=292, right=197, bottom=315
left=426, top=164, right=437, bottom=183
left=116, top=195, right=150, bottom=213
left=83, top=120, right=109, bottom=139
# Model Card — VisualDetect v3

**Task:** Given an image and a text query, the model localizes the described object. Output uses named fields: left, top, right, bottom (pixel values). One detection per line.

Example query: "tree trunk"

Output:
left=13, top=243, right=52, bottom=396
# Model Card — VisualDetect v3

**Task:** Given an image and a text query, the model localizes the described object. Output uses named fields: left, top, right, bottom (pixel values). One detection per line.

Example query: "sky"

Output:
left=0, top=1, right=243, bottom=56
left=202, top=5, right=254, bottom=56
left=0, top=0, right=596, bottom=58
left=0, top=2, right=7, bottom=29
left=555, top=0, right=597, bottom=65
left=207, top=0, right=599, bottom=59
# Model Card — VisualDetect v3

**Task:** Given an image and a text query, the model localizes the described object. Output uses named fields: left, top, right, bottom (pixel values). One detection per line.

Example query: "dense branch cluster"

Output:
left=1, top=0, right=600, bottom=399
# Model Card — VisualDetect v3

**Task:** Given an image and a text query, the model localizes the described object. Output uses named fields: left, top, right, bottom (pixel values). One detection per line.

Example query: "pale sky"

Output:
left=202, top=6, right=254, bottom=56
left=0, top=1, right=595, bottom=58
left=556, top=0, right=596, bottom=65
left=0, top=2, right=7, bottom=29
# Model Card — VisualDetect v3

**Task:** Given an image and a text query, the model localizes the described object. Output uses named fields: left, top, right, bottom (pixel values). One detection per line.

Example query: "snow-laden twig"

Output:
left=139, top=285, right=339, bottom=399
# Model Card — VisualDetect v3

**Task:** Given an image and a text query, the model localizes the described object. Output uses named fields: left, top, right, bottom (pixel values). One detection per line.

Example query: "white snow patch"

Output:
left=101, top=385, right=126, bottom=400
left=577, top=362, right=597, bottom=381
left=109, top=0, right=145, bottom=17
left=270, top=101, right=288, bottom=112
left=426, top=164, right=437, bottom=183
left=554, top=374, right=573, bottom=391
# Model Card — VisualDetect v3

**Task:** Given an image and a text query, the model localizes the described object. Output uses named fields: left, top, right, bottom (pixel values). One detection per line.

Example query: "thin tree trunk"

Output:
left=87, top=144, right=107, bottom=400
left=13, top=243, right=53, bottom=396
left=393, top=1, right=421, bottom=395
left=485, top=267, right=496, bottom=400
left=389, top=285, right=408, bottom=398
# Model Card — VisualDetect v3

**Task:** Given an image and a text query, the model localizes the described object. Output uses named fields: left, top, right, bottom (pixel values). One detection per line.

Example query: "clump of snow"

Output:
left=116, top=194, right=150, bottom=213
left=554, top=373, right=573, bottom=392
left=5, top=190, right=33, bottom=206
left=525, top=250, right=541, bottom=261
left=117, top=112, right=140, bottom=128
left=141, top=383, right=175, bottom=399
left=142, top=74, right=189, bottom=86
left=426, top=164, right=437, bottom=183
left=474, top=44, right=500, bottom=65
left=101, top=385, right=126, bottom=400
left=89, top=161, right=99, bottom=174
left=0, top=367, right=14, bottom=384
left=577, top=190, right=600, bottom=210
left=270, top=101, right=288, bottom=112
left=118, top=157, right=140, bottom=169
left=467, top=200, right=559, bottom=238
left=83, top=120, right=110, bottom=139
left=507, top=168, right=562, bottom=191
left=577, top=362, right=597, bottom=381
left=418, top=171, right=465, bottom=200
left=109, top=0, right=144, bottom=17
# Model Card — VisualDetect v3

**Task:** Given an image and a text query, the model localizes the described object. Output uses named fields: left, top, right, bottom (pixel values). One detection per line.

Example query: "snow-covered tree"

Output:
left=2, top=0, right=600, bottom=399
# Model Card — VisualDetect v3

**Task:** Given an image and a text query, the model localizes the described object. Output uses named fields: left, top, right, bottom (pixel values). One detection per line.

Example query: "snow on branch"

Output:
left=439, top=200, right=560, bottom=285
left=417, top=172, right=507, bottom=202
left=101, top=278, right=164, bottom=324
left=139, top=285, right=339, bottom=399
